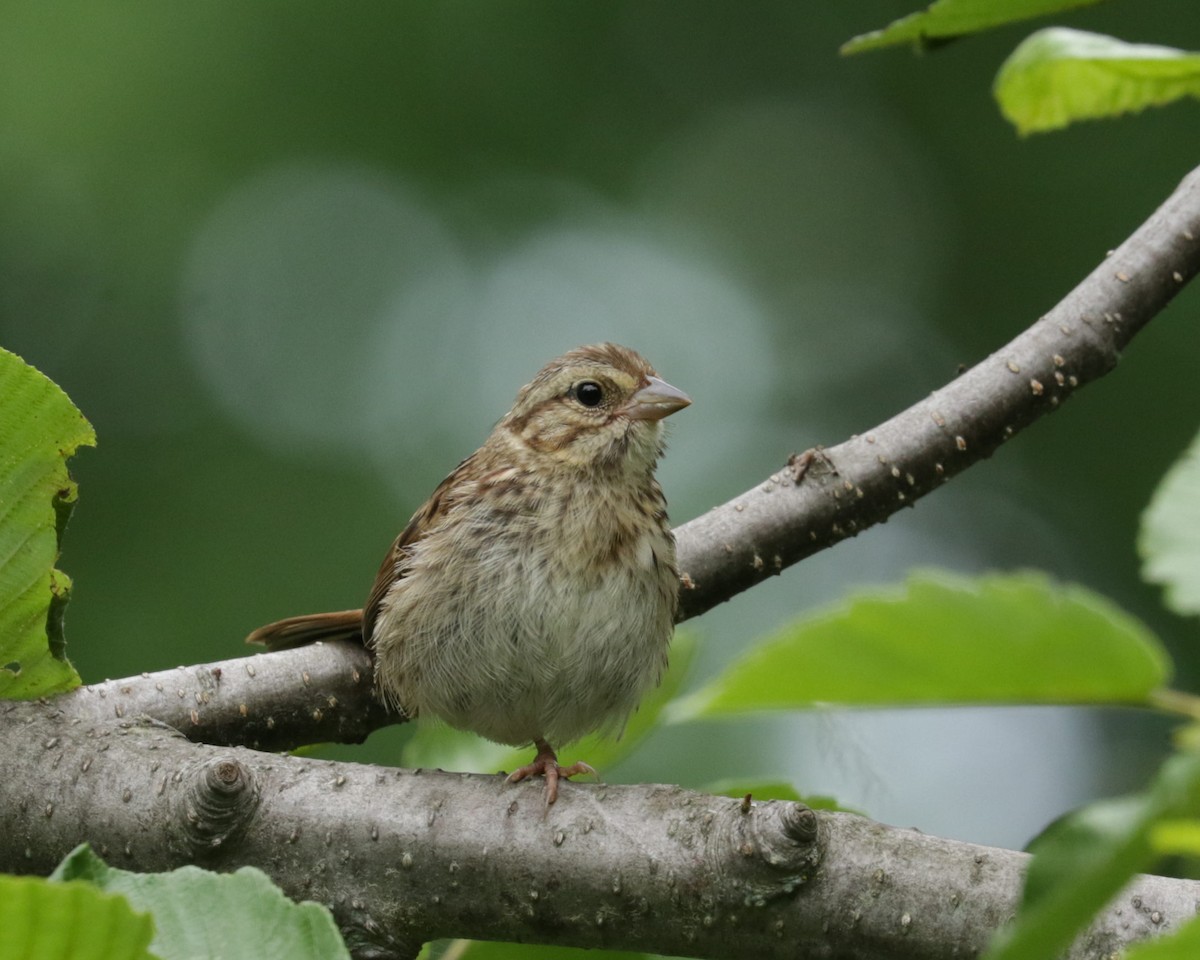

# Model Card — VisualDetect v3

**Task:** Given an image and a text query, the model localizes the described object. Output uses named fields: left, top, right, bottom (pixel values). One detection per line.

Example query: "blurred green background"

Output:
left=4, top=1, right=1200, bottom=850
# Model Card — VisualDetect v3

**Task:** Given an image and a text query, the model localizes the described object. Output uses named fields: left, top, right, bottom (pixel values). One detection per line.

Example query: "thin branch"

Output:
left=4, top=699, right=1197, bottom=960
left=69, top=640, right=383, bottom=752
left=674, top=162, right=1200, bottom=619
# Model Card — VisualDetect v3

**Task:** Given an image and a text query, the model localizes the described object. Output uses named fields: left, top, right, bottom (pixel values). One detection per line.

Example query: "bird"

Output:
left=246, top=343, right=691, bottom=803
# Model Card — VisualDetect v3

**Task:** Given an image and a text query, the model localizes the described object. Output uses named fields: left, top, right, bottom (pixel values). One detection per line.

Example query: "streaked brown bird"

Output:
left=247, top=343, right=690, bottom=803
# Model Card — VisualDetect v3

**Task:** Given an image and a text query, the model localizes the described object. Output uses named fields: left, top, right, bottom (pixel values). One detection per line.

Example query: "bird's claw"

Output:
left=506, top=744, right=596, bottom=804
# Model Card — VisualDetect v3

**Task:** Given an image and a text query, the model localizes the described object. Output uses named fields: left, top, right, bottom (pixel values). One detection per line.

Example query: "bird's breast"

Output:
left=371, top=476, right=677, bottom=747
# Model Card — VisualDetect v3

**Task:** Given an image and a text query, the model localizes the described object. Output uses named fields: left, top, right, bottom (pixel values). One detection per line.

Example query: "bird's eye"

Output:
left=573, top=380, right=604, bottom=408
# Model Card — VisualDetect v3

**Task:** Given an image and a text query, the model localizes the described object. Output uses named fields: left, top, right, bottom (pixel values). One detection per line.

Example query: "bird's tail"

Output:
left=245, top=609, right=365, bottom=652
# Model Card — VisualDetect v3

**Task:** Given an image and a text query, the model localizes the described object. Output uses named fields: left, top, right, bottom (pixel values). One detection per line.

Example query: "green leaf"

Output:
left=399, top=716, right=512, bottom=777
left=1141, top=427, right=1200, bottom=617
left=1149, top=818, right=1200, bottom=858
left=0, top=873, right=158, bottom=960
left=442, top=942, right=653, bottom=960
left=995, top=28, right=1200, bottom=135
left=703, top=778, right=861, bottom=813
left=984, top=750, right=1200, bottom=960
left=705, top=779, right=806, bottom=803
left=0, top=348, right=94, bottom=699
left=402, top=630, right=698, bottom=778
left=843, top=0, right=1104, bottom=55
left=670, top=571, right=1168, bottom=721
left=51, top=845, right=349, bottom=960
left=1124, top=913, right=1200, bottom=960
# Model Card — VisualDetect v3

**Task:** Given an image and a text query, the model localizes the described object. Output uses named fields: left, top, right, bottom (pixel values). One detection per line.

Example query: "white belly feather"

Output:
left=371, top=488, right=676, bottom=748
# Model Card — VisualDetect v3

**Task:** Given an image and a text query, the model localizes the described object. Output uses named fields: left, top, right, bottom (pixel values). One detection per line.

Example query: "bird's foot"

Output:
left=506, top=740, right=596, bottom=805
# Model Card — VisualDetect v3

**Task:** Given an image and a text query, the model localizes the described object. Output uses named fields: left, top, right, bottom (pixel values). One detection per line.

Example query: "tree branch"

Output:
left=68, top=639, right=383, bottom=752
left=53, top=164, right=1200, bottom=753
left=5, top=698, right=1197, bottom=960
left=673, top=162, right=1200, bottom=620
left=8, top=164, right=1200, bottom=960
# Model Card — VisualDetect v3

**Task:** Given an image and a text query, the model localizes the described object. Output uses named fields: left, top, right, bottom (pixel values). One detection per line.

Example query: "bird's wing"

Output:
left=360, top=451, right=479, bottom=646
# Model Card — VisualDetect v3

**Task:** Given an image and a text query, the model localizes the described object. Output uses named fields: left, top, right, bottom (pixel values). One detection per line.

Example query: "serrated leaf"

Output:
left=0, top=348, right=94, bottom=699
left=843, top=0, right=1104, bottom=55
left=1141, top=427, right=1200, bottom=617
left=402, top=631, right=698, bottom=778
left=51, top=845, right=349, bottom=960
left=670, top=571, right=1168, bottom=721
left=983, top=750, right=1200, bottom=960
left=995, top=28, right=1200, bottom=135
left=0, top=873, right=158, bottom=960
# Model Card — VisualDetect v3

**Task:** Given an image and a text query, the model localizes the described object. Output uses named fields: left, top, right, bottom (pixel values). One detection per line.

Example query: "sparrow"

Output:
left=247, top=342, right=690, bottom=803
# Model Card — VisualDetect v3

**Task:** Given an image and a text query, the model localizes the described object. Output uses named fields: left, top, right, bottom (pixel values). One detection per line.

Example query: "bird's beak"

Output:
left=622, top=376, right=692, bottom=421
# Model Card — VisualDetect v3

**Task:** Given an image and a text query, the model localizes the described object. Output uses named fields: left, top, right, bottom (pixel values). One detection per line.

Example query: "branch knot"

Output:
left=173, top=753, right=260, bottom=858
left=709, top=799, right=821, bottom=908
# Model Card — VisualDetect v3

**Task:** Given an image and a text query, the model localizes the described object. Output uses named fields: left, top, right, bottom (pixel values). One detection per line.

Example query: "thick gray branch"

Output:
left=3, top=699, right=1195, bottom=960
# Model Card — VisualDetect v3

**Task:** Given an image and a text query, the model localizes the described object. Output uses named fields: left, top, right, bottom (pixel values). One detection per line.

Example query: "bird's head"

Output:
left=500, top=343, right=690, bottom=474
